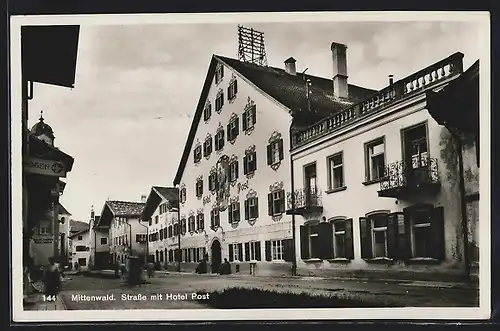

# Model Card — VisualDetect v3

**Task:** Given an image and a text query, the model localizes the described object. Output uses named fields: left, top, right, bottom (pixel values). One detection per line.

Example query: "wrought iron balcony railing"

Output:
left=286, top=188, right=323, bottom=215
left=378, top=156, right=440, bottom=198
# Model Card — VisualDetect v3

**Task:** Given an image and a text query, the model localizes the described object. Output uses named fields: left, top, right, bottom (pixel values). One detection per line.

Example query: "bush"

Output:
left=197, top=287, right=385, bottom=309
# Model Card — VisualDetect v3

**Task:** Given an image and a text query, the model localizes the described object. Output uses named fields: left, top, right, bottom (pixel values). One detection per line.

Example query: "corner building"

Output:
left=173, top=45, right=376, bottom=276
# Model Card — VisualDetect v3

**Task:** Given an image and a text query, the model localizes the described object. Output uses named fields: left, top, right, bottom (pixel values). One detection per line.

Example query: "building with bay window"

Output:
left=173, top=43, right=376, bottom=275
left=288, top=48, right=480, bottom=282
left=140, top=186, right=180, bottom=267
left=94, top=199, right=147, bottom=265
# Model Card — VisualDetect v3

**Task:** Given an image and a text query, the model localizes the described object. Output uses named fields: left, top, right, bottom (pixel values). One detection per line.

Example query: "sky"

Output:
left=24, top=19, right=483, bottom=222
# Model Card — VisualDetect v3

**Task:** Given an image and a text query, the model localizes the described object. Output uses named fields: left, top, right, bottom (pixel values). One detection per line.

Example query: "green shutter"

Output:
left=245, top=242, right=250, bottom=261
left=268, top=193, right=273, bottom=216
left=255, top=241, right=262, bottom=261
left=344, top=219, right=354, bottom=260
left=300, top=226, right=309, bottom=260
left=318, top=222, right=334, bottom=259
left=228, top=244, right=234, bottom=262
left=359, top=217, right=372, bottom=259
left=265, top=240, right=272, bottom=261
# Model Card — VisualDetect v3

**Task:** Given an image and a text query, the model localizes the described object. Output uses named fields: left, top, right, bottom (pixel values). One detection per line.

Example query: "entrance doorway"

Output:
left=211, top=240, right=222, bottom=273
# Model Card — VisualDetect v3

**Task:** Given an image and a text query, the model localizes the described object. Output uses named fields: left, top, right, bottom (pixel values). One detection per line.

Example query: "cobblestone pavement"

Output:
left=58, top=272, right=479, bottom=310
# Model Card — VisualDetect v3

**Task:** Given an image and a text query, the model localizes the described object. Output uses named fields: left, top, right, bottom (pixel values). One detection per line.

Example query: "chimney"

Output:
left=284, top=57, right=297, bottom=75
left=331, top=42, right=348, bottom=99
left=389, top=75, right=394, bottom=85
left=141, top=194, right=147, bottom=203
left=90, top=205, right=95, bottom=221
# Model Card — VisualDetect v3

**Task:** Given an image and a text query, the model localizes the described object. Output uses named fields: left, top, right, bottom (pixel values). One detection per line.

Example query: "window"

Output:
left=181, top=219, right=187, bottom=234
left=196, top=178, right=203, bottom=197
left=245, top=241, right=261, bottom=261
left=244, top=197, right=259, bottom=220
left=229, top=160, right=239, bottom=182
left=196, top=213, right=204, bottom=230
left=300, top=220, right=354, bottom=260
left=188, top=215, right=196, bottom=232
left=173, top=223, right=179, bottom=236
left=328, top=152, right=344, bottom=189
left=228, top=243, right=243, bottom=262
left=228, top=202, right=240, bottom=224
left=148, top=219, right=152, bottom=226
left=271, top=240, right=284, bottom=261
left=180, top=187, right=187, bottom=204
left=75, top=245, right=87, bottom=252
left=406, top=205, right=444, bottom=259
left=371, top=214, right=388, bottom=258
left=243, top=151, right=257, bottom=174
left=268, top=190, right=285, bottom=216
left=210, top=208, right=220, bottom=228
left=77, top=235, right=83, bottom=241
left=242, top=104, right=256, bottom=131
left=168, top=225, right=173, bottom=238
left=78, top=258, right=87, bottom=266
left=100, top=237, right=107, bottom=245
left=136, top=234, right=147, bottom=243
left=203, top=103, right=212, bottom=121
left=227, top=116, right=239, bottom=141
left=203, top=137, right=212, bottom=157
left=365, top=138, right=386, bottom=181
left=155, top=215, right=159, bottom=224
left=215, top=92, right=225, bottom=112
left=405, top=124, right=428, bottom=169
left=39, top=222, right=51, bottom=235
left=215, top=130, right=225, bottom=151
left=215, top=64, right=224, bottom=84
left=160, top=228, right=164, bottom=240
left=228, top=79, right=238, bottom=100
left=208, top=172, right=218, bottom=191
left=194, top=145, right=202, bottom=163
left=267, top=139, right=284, bottom=165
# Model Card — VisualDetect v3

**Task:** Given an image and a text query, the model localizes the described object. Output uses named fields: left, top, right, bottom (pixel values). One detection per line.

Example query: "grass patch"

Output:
left=197, top=287, right=391, bottom=308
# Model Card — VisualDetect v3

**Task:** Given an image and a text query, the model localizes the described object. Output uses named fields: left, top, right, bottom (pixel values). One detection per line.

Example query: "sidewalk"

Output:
left=23, top=293, right=67, bottom=311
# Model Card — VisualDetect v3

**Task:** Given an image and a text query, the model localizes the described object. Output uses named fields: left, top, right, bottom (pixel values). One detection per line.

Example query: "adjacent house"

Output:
left=87, top=207, right=111, bottom=270
left=69, top=227, right=91, bottom=270
left=140, top=186, right=179, bottom=267
left=287, top=50, right=479, bottom=282
left=173, top=42, right=376, bottom=275
left=95, top=199, right=147, bottom=265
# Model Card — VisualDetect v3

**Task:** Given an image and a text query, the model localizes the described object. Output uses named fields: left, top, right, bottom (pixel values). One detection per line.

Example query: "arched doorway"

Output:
left=211, top=240, right=222, bottom=273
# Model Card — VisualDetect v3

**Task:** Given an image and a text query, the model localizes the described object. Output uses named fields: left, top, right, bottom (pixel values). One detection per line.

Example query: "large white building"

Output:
left=288, top=49, right=480, bottom=281
left=173, top=43, right=376, bottom=275
left=69, top=228, right=91, bottom=270
left=140, top=186, right=179, bottom=267
left=95, top=200, right=147, bottom=265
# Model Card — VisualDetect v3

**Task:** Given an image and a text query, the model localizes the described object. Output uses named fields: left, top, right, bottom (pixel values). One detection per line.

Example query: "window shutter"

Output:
left=238, top=243, right=243, bottom=261
left=255, top=197, right=259, bottom=218
left=398, top=211, right=411, bottom=261
left=252, top=105, right=256, bottom=124
left=265, top=240, right=272, bottom=261
left=244, top=199, right=249, bottom=220
left=242, top=111, right=248, bottom=131
left=227, top=123, right=231, bottom=141
left=283, top=238, right=294, bottom=262
left=229, top=244, right=234, bottom=262
left=221, top=65, right=224, bottom=79
left=344, top=218, right=354, bottom=260
left=267, top=144, right=272, bottom=165
left=210, top=210, right=214, bottom=228
left=359, top=217, right=373, bottom=259
left=245, top=242, right=250, bottom=261
left=300, top=226, right=309, bottom=260
left=267, top=193, right=273, bottom=216
left=228, top=204, right=233, bottom=224
left=279, top=190, right=286, bottom=213
left=387, top=213, right=399, bottom=259
left=227, top=85, right=231, bottom=99
left=234, top=79, right=238, bottom=94
left=208, top=175, right=213, bottom=191
left=252, top=152, right=257, bottom=170
left=278, top=139, right=284, bottom=161
left=430, top=206, right=445, bottom=260
left=318, top=222, right=334, bottom=259
left=243, top=155, right=248, bottom=175
left=200, top=180, right=203, bottom=195
left=235, top=116, right=239, bottom=137
left=255, top=241, right=262, bottom=261
left=221, top=93, right=225, bottom=107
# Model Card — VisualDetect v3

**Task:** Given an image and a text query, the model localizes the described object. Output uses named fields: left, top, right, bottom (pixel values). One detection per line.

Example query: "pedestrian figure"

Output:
left=196, top=258, right=207, bottom=274
left=146, top=262, right=155, bottom=278
left=74, top=262, right=80, bottom=273
left=219, top=258, right=232, bottom=275
left=43, top=257, right=61, bottom=296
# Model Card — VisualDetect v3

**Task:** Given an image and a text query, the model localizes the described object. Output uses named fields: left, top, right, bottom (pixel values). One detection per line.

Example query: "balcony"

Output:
left=378, top=156, right=441, bottom=199
left=286, top=188, right=323, bottom=216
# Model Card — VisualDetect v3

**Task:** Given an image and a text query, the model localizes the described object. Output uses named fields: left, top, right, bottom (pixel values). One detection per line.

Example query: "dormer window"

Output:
left=215, top=64, right=224, bottom=85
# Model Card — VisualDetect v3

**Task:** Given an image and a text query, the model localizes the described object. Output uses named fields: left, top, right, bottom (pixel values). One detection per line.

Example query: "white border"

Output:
left=10, top=11, right=491, bottom=322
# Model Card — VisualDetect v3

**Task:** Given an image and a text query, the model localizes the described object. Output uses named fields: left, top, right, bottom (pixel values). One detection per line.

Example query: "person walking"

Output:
left=43, top=257, right=61, bottom=296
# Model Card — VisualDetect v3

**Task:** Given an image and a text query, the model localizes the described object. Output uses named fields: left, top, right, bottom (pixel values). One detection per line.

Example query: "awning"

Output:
left=21, top=25, right=80, bottom=88
left=425, top=60, right=479, bottom=135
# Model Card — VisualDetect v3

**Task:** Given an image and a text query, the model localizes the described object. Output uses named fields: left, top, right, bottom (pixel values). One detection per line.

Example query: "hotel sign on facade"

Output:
left=24, top=157, right=68, bottom=177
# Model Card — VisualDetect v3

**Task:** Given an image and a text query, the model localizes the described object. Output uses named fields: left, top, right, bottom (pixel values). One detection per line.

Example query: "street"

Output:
left=58, top=272, right=479, bottom=310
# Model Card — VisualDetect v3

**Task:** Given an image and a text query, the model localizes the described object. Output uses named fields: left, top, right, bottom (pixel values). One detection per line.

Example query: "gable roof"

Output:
left=106, top=200, right=145, bottom=216
left=141, top=186, right=178, bottom=220
left=173, top=54, right=377, bottom=185
left=70, top=220, right=89, bottom=233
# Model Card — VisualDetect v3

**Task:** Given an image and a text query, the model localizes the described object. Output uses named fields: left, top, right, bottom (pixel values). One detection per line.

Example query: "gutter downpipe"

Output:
left=289, top=126, right=297, bottom=276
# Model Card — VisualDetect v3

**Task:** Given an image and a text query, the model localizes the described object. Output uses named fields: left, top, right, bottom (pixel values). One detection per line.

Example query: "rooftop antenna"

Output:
left=238, top=25, right=268, bottom=66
